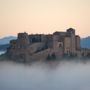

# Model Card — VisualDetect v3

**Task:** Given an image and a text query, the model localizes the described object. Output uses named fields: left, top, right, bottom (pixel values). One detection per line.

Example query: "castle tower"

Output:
left=67, top=28, right=76, bottom=55
left=64, top=36, right=71, bottom=54
left=53, top=33, right=64, bottom=57
left=75, top=35, right=80, bottom=50
left=17, top=32, right=30, bottom=49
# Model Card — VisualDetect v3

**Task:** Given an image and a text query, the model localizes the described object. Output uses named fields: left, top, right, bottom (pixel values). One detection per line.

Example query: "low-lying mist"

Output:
left=0, top=60, right=90, bottom=90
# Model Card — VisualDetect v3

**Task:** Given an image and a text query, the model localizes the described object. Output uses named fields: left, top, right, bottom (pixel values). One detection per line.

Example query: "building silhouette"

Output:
left=7, top=28, right=90, bottom=61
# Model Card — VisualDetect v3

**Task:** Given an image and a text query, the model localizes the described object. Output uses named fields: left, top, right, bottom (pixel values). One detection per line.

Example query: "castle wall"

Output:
left=30, top=48, right=51, bottom=61
left=71, top=34, right=76, bottom=54
left=28, top=42, right=46, bottom=54
left=53, top=35, right=59, bottom=49
left=64, top=36, right=71, bottom=54
left=75, top=35, right=80, bottom=50
left=52, top=34, right=64, bottom=57
left=66, top=28, right=76, bottom=55
left=41, top=35, right=47, bottom=42
left=29, top=34, right=42, bottom=43
left=46, top=35, right=53, bottom=48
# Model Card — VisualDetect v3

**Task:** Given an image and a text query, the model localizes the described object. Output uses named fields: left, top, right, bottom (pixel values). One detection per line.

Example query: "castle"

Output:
left=7, top=28, right=90, bottom=62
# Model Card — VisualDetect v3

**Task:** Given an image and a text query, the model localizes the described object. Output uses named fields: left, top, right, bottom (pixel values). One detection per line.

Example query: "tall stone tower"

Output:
left=17, top=32, right=30, bottom=49
left=53, top=33, right=64, bottom=57
left=67, top=28, right=76, bottom=55
left=75, top=35, right=80, bottom=50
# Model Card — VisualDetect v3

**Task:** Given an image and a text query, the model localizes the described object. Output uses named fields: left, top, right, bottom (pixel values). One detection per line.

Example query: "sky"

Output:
left=0, top=0, right=90, bottom=38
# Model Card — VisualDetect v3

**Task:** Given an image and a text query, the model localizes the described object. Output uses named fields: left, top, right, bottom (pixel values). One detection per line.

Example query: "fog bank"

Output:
left=0, top=60, right=90, bottom=90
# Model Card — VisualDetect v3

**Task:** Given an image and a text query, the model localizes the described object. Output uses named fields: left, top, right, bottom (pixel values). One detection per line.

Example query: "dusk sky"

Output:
left=0, top=0, right=90, bottom=38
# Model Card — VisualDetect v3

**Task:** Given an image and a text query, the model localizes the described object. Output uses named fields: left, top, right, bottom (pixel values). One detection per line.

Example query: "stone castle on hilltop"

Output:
left=7, top=28, right=90, bottom=61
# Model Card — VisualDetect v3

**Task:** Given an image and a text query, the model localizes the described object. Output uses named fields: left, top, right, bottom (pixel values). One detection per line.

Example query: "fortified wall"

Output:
left=7, top=28, right=90, bottom=61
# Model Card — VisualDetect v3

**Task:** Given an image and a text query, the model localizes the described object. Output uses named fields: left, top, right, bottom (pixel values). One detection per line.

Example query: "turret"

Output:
left=67, top=28, right=75, bottom=35
left=75, top=35, right=81, bottom=50
left=66, top=28, right=76, bottom=55
left=17, top=32, right=30, bottom=48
